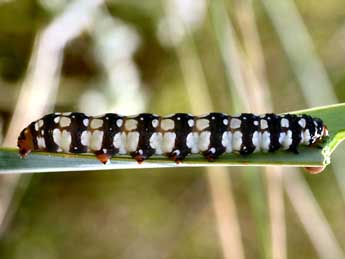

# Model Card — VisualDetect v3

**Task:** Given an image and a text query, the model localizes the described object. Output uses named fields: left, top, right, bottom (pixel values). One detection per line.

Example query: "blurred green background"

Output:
left=0, top=0, right=345, bottom=258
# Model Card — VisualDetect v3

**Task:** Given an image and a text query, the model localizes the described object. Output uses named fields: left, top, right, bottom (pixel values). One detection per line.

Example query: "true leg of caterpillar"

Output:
left=17, top=126, right=35, bottom=158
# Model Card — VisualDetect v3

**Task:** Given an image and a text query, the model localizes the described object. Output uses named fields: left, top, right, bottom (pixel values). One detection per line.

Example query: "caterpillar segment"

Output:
left=17, top=112, right=328, bottom=164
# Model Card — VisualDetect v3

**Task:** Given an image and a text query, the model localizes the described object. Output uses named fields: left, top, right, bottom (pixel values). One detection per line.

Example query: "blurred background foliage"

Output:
left=0, top=0, right=345, bottom=258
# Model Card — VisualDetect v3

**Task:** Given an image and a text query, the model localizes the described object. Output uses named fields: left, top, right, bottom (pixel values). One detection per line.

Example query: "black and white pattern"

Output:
left=17, top=112, right=328, bottom=164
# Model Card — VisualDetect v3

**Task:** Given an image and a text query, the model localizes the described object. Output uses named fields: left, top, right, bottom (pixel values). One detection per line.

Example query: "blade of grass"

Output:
left=0, top=103, right=344, bottom=174
left=159, top=1, right=245, bottom=257
left=228, top=0, right=287, bottom=256
left=0, top=0, right=104, bottom=237
left=261, top=1, right=345, bottom=257
left=209, top=0, right=270, bottom=257
left=284, top=169, right=345, bottom=259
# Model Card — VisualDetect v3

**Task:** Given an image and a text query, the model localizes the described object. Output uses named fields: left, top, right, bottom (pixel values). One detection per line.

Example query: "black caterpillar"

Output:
left=17, top=112, right=328, bottom=164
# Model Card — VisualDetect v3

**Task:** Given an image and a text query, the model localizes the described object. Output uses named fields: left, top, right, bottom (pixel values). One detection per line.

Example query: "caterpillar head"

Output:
left=313, top=118, right=328, bottom=144
left=322, top=124, right=329, bottom=139
left=17, top=126, right=34, bottom=158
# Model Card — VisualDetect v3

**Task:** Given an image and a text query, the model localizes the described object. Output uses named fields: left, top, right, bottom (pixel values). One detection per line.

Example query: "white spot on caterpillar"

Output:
left=298, top=118, right=306, bottom=128
left=90, top=130, right=104, bottom=151
left=54, top=117, right=60, bottom=124
left=125, top=119, right=138, bottom=131
left=281, top=118, right=289, bottom=128
left=150, top=132, right=163, bottom=154
left=83, top=118, right=89, bottom=127
left=252, top=131, right=261, bottom=152
left=81, top=131, right=90, bottom=147
left=116, top=119, right=123, bottom=128
left=221, top=131, right=232, bottom=153
left=37, top=136, right=46, bottom=149
left=126, top=131, right=140, bottom=152
left=103, top=148, right=107, bottom=153
left=53, top=129, right=61, bottom=146
left=281, top=130, right=292, bottom=150
left=60, top=117, right=71, bottom=128
left=186, top=132, right=199, bottom=153
left=230, top=118, right=241, bottom=129
left=162, top=132, right=176, bottom=153
left=188, top=119, right=194, bottom=127
left=303, top=129, right=311, bottom=145
left=232, top=131, right=243, bottom=152
left=199, top=131, right=211, bottom=151
left=253, top=120, right=259, bottom=126
left=38, top=120, right=44, bottom=128
left=260, top=119, right=268, bottom=130
left=114, top=132, right=127, bottom=154
left=34, top=122, right=39, bottom=131
left=90, top=119, right=103, bottom=129
left=177, top=117, right=181, bottom=121
left=223, top=119, right=229, bottom=126
left=60, top=130, right=72, bottom=152
left=161, top=119, right=175, bottom=131
left=300, top=131, right=304, bottom=144
left=279, top=132, right=286, bottom=145
left=113, top=133, right=121, bottom=151
left=261, top=131, right=271, bottom=152
left=152, top=119, right=159, bottom=128
left=186, top=133, right=193, bottom=149
left=196, top=119, right=209, bottom=131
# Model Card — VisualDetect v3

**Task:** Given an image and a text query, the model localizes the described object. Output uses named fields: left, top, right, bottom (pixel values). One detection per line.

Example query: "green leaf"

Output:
left=1, top=103, right=344, bottom=174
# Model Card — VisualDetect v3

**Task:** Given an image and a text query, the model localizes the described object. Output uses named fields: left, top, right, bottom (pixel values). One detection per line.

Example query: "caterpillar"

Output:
left=17, top=112, right=328, bottom=164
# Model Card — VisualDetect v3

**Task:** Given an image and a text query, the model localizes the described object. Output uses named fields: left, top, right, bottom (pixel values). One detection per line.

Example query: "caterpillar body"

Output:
left=17, top=112, right=328, bottom=164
